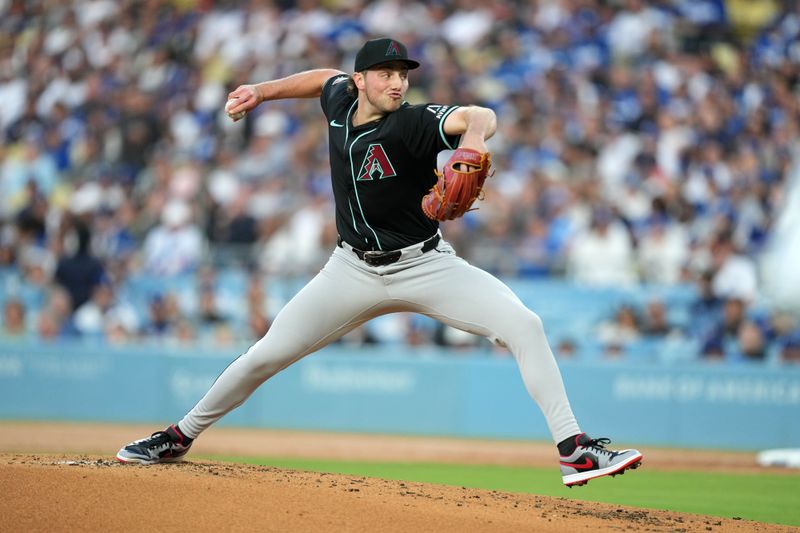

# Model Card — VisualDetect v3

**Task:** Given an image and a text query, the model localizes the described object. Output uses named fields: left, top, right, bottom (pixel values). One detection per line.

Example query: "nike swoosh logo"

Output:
left=560, top=457, right=595, bottom=470
left=330, top=120, right=344, bottom=127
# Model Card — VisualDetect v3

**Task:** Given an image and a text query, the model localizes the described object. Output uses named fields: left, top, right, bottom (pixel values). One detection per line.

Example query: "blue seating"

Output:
left=0, top=268, right=726, bottom=364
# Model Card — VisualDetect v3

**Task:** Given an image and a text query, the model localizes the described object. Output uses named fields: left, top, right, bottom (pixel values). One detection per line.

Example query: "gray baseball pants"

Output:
left=179, top=237, right=581, bottom=444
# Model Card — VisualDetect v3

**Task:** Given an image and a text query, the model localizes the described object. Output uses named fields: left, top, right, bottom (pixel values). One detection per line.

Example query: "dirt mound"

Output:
left=1, top=453, right=792, bottom=533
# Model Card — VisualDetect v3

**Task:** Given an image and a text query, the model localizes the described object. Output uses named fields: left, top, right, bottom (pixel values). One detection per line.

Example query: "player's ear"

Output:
left=353, top=71, right=366, bottom=91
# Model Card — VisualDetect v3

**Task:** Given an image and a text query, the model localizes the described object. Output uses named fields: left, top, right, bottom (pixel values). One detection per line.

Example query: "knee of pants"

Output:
left=237, top=341, right=298, bottom=381
left=505, top=309, right=546, bottom=341
left=527, top=310, right=546, bottom=336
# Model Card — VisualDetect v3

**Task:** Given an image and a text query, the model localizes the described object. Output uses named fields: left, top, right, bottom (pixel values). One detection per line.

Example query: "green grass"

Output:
left=204, top=455, right=800, bottom=527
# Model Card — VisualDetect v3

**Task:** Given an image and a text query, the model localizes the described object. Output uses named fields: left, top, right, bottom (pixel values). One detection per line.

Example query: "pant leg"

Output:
left=385, top=247, right=581, bottom=444
left=179, top=249, right=391, bottom=438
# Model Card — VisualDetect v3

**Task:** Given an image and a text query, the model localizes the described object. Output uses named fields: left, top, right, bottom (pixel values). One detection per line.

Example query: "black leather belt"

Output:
left=338, top=234, right=440, bottom=267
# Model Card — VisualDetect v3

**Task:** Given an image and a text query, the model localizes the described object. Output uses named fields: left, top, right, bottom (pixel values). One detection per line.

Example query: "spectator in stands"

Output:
left=602, top=342, right=627, bottom=360
left=433, top=322, right=482, bottom=351
left=366, top=314, right=414, bottom=347
left=737, top=320, right=768, bottom=363
left=515, top=216, right=553, bottom=277
left=72, top=281, right=138, bottom=340
left=699, top=296, right=769, bottom=363
left=0, top=137, right=58, bottom=216
left=607, top=0, right=672, bottom=61
left=700, top=336, right=725, bottom=362
left=93, top=204, right=137, bottom=266
left=719, top=297, right=747, bottom=340
left=710, top=230, right=758, bottom=303
left=54, top=223, right=106, bottom=311
left=117, top=89, right=161, bottom=182
left=170, top=319, right=199, bottom=347
left=640, top=299, right=678, bottom=337
left=637, top=216, right=689, bottom=284
left=242, top=272, right=273, bottom=341
left=247, top=311, right=270, bottom=342
left=141, top=200, right=204, bottom=276
left=35, top=310, right=63, bottom=341
left=258, top=192, right=333, bottom=276
left=555, top=338, right=578, bottom=359
left=405, top=315, right=436, bottom=347
left=779, top=332, right=800, bottom=365
left=14, top=180, right=48, bottom=245
left=197, top=283, right=226, bottom=328
left=140, top=294, right=175, bottom=340
left=687, top=270, right=724, bottom=340
left=567, top=207, right=636, bottom=287
left=338, top=325, right=379, bottom=347
left=207, top=193, right=258, bottom=265
left=0, top=220, right=16, bottom=266
left=34, top=286, right=79, bottom=340
left=14, top=181, right=55, bottom=290
left=196, top=284, right=237, bottom=346
left=1, top=298, right=27, bottom=339
left=596, top=304, right=641, bottom=348
left=105, top=317, right=135, bottom=345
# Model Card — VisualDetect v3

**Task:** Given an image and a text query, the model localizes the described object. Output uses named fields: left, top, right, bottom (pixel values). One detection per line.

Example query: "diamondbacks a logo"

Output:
left=426, top=105, right=451, bottom=119
left=357, top=144, right=396, bottom=181
left=386, top=41, right=401, bottom=57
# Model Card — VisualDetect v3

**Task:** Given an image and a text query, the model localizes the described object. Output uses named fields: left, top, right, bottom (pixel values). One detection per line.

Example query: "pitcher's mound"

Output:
left=1, top=454, right=784, bottom=532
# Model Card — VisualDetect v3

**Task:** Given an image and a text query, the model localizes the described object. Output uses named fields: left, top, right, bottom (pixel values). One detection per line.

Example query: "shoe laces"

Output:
left=583, top=437, right=613, bottom=456
left=142, top=431, right=173, bottom=450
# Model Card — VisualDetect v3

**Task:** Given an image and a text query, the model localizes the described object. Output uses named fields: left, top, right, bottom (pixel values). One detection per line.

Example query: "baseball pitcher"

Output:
left=117, top=38, right=642, bottom=487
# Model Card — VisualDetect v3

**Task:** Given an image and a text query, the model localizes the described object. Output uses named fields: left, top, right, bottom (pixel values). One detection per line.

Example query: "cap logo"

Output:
left=386, top=41, right=401, bottom=57
left=354, top=38, right=419, bottom=71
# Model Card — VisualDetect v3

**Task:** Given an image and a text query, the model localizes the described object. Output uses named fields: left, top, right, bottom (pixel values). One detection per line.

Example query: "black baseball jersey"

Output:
left=320, top=74, right=462, bottom=251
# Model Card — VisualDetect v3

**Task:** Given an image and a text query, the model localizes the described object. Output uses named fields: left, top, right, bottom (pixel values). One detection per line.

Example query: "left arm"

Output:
left=442, top=106, right=497, bottom=153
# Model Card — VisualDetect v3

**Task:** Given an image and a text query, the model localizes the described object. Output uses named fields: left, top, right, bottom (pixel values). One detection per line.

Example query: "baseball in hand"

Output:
left=225, top=98, right=246, bottom=121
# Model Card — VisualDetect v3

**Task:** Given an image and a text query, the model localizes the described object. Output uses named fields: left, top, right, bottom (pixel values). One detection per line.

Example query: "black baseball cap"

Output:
left=354, top=38, right=420, bottom=71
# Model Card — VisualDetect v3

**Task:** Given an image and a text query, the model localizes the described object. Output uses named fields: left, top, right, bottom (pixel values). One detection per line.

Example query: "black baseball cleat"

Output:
left=559, top=433, right=642, bottom=487
left=116, top=424, right=193, bottom=465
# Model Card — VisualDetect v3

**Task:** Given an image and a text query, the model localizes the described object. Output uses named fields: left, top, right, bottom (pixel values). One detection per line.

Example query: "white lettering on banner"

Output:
left=705, top=378, right=800, bottom=405
left=0, top=356, right=22, bottom=377
left=674, top=376, right=705, bottom=401
left=613, top=374, right=800, bottom=406
left=612, top=375, right=672, bottom=401
left=301, top=366, right=415, bottom=394
left=29, top=356, right=109, bottom=379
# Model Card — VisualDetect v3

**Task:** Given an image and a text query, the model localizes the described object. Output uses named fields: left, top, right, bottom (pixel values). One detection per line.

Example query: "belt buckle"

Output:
left=363, top=250, right=400, bottom=266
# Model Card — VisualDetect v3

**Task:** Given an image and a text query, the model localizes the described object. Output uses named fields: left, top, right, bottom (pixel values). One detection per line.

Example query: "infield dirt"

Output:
left=1, top=422, right=797, bottom=532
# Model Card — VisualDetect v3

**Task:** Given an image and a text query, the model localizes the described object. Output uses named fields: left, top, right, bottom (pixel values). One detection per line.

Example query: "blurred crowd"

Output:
left=1, top=0, right=799, bottom=364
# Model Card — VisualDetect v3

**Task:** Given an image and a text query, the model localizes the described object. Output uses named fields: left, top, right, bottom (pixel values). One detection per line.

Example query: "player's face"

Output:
left=362, top=62, right=409, bottom=114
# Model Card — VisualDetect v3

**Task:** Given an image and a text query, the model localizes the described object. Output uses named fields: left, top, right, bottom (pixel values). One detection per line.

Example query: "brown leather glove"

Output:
left=421, top=148, right=492, bottom=221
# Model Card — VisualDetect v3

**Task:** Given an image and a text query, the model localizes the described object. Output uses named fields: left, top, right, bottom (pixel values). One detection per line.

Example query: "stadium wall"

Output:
left=0, top=341, right=798, bottom=451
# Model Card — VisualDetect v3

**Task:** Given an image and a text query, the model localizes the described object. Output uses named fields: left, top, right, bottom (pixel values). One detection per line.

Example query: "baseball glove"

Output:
left=421, top=148, right=492, bottom=221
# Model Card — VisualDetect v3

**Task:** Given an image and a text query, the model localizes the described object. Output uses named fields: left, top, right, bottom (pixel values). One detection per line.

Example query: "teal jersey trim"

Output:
left=348, top=128, right=382, bottom=250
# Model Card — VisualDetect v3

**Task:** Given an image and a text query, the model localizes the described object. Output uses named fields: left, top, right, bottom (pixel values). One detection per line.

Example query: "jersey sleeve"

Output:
left=398, top=104, right=462, bottom=156
left=320, top=74, right=353, bottom=119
